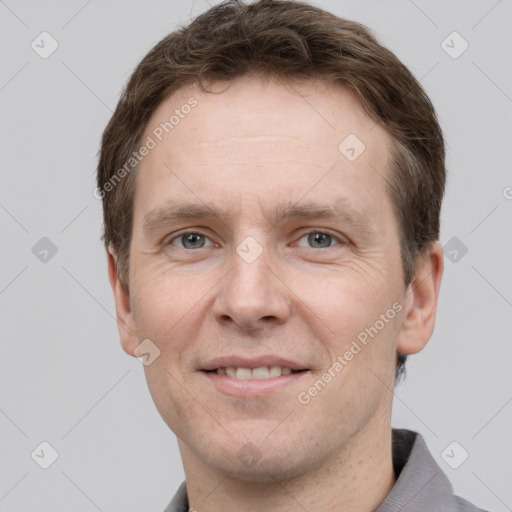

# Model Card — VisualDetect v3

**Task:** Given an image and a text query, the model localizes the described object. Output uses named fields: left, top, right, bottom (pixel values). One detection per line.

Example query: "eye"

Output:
left=165, top=230, right=344, bottom=251
left=296, top=231, right=345, bottom=249
left=169, top=231, right=214, bottom=249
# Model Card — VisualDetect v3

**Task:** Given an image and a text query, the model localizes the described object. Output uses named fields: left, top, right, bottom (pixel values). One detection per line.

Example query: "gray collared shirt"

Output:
left=163, top=429, right=488, bottom=511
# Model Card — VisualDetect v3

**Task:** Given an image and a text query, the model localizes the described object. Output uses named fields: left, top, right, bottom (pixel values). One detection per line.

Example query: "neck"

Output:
left=178, top=421, right=396, bottom=512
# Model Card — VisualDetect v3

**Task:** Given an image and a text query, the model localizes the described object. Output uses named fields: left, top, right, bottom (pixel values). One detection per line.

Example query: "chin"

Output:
left=217, top=457, right=312, bottom=483
left=200, top=437, right=323, bottom=484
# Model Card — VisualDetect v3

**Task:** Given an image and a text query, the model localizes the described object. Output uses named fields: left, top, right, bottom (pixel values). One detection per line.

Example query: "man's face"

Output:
left=116, top=76, right=414, bottom=480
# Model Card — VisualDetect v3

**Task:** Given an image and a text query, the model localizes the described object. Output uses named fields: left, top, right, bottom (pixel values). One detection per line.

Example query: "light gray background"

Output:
left=1, top=0, right=511, bottom=510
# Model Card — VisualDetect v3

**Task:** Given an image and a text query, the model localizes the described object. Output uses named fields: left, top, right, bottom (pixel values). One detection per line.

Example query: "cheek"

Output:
left=143, top=361, right=205, bottom=441
left=311, top=313, right=399, bottom=430
left=131, top=274, right=208, bottom=435
left=131, top=259, right=211, bottom=332
left=289, top=261, right=402, bottom=390
left=290, top=257, right=398, bottom=332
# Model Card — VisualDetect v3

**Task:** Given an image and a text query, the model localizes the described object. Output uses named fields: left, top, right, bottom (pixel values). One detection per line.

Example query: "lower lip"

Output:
left=201, top=370, right=310, bottom=396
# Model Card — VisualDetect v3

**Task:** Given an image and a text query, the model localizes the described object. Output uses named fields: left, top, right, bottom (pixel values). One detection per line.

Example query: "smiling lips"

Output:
left=201, top=356, right=309, bottom=385
left=203, top=356, right=307, bottom=374
left=213, top=366, right=300, bottom=380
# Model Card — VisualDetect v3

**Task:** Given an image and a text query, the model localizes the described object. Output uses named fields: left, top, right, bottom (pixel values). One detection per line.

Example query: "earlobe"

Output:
left=396, top=241, right=444, bottom=356
left=106, top=245, right=139, bottom=357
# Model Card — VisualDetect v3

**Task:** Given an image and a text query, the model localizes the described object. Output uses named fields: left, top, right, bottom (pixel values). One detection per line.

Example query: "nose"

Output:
left=212, top=241, right=291, bottom=332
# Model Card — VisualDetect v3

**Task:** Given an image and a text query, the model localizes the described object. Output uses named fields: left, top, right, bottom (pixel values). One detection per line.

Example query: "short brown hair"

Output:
left=97, top=0, right=446, bottom=381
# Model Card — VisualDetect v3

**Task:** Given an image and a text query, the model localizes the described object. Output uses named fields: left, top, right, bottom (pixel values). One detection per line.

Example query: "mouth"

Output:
left=200, top=359, right=311, bottom=396
left=203, top=366, right=307, bottom=380
left=200, top=356, right=311, bottom=396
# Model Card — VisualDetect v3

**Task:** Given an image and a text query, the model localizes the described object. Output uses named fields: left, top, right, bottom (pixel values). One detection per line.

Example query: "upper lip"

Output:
left=201, top=355, right=309, bottom=371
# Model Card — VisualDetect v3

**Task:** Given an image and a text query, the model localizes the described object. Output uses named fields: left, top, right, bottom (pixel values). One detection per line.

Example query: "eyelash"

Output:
left=166, top=230, right=347, bottom=250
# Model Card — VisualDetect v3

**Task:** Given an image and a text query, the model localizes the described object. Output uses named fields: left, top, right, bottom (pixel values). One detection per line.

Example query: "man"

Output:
left=97, top=0, right=487, bottom=510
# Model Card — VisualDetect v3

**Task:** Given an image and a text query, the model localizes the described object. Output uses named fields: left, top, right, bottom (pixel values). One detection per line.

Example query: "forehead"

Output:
left=134, top=75, right=394, bottom=223
left=145, top=75, right=390, bottom=152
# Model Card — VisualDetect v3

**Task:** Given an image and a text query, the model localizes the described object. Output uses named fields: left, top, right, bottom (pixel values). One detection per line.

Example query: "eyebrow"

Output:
left=142, top=198, right=377, bottom=235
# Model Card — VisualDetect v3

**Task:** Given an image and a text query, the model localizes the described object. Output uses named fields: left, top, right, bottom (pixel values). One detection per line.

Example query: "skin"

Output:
left=107, top=75, right=443, bottom=512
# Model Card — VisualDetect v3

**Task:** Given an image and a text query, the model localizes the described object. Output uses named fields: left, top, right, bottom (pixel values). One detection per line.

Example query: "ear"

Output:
left=106, top=245, right=139, bottom=357
left=396, top=240, right=444, bottom=355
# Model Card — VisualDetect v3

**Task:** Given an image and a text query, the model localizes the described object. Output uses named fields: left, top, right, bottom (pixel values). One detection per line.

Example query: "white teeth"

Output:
left=269, top=365, right=281, bottom=378
left=252, top=366, right=270, bottom=379
left=217, top=366, right=297, bottom=380
left=235, top=367, right=252, bottom=380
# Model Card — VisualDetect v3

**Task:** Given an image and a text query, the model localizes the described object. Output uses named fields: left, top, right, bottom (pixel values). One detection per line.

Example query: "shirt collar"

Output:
left=376, top=429, right=455, bottom=511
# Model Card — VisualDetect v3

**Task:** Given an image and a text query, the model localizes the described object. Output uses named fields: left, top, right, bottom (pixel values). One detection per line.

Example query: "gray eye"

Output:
left=307, top=232, right=334, bottom=248
left=180, top=233, right=206, bottom=249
